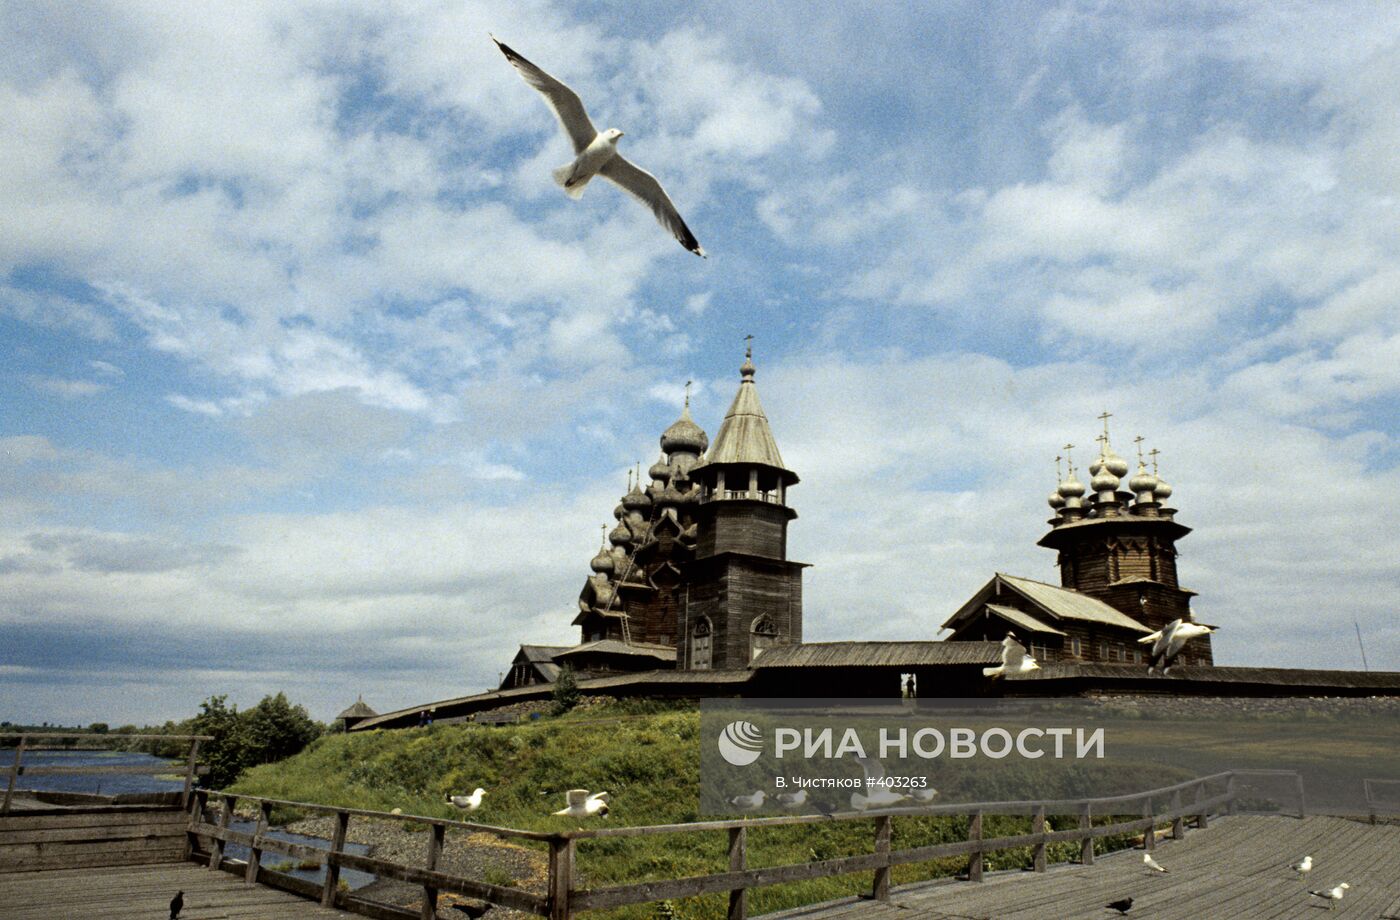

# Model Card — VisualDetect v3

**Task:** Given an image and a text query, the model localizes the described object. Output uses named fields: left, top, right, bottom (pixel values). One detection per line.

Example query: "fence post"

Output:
left=1032, top=805, right=1046, bottom=872
left=729, top=826, right=748, bottom=919
left=968, top=810, right=984, bottom=882
left=1195, top=780, right=1209, bottom=829
left=1364, top=780, right=1376, bottom=826
left=185, top=788, right=208, bottom=860
left=1294, top=772, right=1306, bottom=819
left=1079, top=802, right=1094, bottom=865
left=873, top=815, right=892, bottom=900
left=1226, top=773, right=1238, bottom=816
left=246, top=801, right=272, bottom=884
left=209, top=795, right=235, bottom=871
left=321, top=810, right=349, bottom=908
left=181, top=738, right=202, bottom=810
left=421, top=822, right=445, bottom=920
left=1171, top=789, right=1184, bottom=840
left=2, top=735, right=25, bottom=815
left=549, top=837, right=575, bottom=920
left=1142, top=796, right=1155, bottom=852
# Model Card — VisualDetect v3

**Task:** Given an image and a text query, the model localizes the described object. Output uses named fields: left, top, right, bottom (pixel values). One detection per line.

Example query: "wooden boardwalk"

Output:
left=0, top=861, right=354, bottom=919
left=767, top=816, right=1400, bottom=920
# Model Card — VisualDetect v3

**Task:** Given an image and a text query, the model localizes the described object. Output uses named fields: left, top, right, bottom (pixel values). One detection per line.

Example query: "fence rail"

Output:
left=1, top=733, right=211, bottom=815
left=185, top=771, right=1255, bottom=920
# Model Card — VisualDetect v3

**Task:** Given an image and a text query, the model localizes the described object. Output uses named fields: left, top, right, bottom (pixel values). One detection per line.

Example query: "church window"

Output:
left=691, top=617, right=713, bottom=670
left=750, top=615, right=778, bottom=661
left=1070, top=637, right=1082, bottom=657
left=1098, top=641, right=1108, bottom=660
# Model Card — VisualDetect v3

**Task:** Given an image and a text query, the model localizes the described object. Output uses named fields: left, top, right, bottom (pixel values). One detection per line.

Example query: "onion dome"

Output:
left=1090, top=465, right=1120, bottom=493
left=613, top=502, right=625, bottom=521
left=648, top=455, right=671, bottom=484
left=1058, top=472, right=1086, bottom=499
left=609, top=521, right=631, bottom=546
left=1153, top=476, right=1173, bottom=501
left=1129, top=462, right=1158, bottom=494
left=660, top=403, right=708, bottom=455
left=622, top=483, right=651, bottom=512
left=1104, top=447, right=1129, bottom=478
left=1048, top=489, right=1066, bottom=510
left=590, top=544, right=615, bottom=574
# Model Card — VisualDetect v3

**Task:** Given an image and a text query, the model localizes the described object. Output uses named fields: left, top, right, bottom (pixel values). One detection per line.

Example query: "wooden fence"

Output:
left=0, top=733, right=210, bottom=873
left=187, top=771, right=1252, bottom=919
left=1364, top=777, right=1400, bottom=824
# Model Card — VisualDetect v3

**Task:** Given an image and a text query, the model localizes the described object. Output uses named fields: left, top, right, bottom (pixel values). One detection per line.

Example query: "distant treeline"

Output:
left=3, top=692, right=327, bottom=789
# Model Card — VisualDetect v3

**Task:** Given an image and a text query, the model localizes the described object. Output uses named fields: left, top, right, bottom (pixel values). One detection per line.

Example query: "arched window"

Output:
left=691, top=617, right=713, bottom=670
left=750, top=616, right=778, bottom=661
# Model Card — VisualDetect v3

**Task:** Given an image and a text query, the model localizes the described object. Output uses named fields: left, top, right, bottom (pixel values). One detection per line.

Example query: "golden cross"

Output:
left=744, top=333, right=753, bottom=358
left=1133, top=434, right=1146, bottom=463
left=684, top=379, right=693, bottom=407
left=1149, top=447, right=1160, bottom=475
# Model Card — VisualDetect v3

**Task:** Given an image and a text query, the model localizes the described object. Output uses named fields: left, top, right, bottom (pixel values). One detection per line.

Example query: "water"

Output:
left=2, top=749, right=373, bottom=890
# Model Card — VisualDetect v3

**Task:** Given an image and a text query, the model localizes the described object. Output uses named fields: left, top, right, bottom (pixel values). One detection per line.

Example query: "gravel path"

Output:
left=285, top=813, right=548, bottom=919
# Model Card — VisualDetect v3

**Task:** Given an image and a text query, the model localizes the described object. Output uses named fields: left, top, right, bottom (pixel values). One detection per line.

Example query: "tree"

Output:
left=242, top=693, right=322, bottom=766
left=189, top=695, right=247, bottom=789
left=551, top=665, right=580, bottom=714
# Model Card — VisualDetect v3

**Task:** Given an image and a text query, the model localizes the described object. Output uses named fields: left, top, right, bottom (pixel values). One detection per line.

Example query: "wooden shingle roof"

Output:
left=751, top=641, right=1003, bottom=669
left=943, top=573, right=1152, bottom=633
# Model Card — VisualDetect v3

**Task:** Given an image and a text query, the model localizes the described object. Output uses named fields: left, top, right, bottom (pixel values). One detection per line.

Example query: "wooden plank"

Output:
left=968, top=810, right=983, bottom=882
left=729, top=825, right=748, bottom=920
left=421, top=821, right=444, bottom=920
left=1031, top=805, right=1046, bottom=872
left=0, top=821, right=186, bottom=845
left=1, top=735, right=23, bottom=814
left=322, top=809, right=349, bottom=908
left=0, top=810, right=187, bottom=832
left=872, top=815, right=891, bottom=900
left=549, top=836, right=574, bottom=920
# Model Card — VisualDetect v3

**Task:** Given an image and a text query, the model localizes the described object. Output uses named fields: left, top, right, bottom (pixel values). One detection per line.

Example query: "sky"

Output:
left=3, top=1, right=1399, bottom=726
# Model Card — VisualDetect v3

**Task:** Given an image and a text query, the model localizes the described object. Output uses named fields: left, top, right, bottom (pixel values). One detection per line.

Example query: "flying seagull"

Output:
left=169, top=890, right=184, bottom=920
left=491, top=35, right=706, bottom=258
left=1138, top=618, right=1216, bottom=674
left=1105, top=897, right=1134, bottom=915
left=1143, top=853, right=1167, bottom=873
left=447, top=788, right=486, bottom=811
left=554, top=789, right=609, bottom=818
left=850, top=758, right=911, bottom=811
left=1291, top=854, right=1313, bottom=877
left=910, top=786, right=939, bottom=804
left=1308, top=882, right=1350, bottom=910
left=983, top=633, right=1041, bottom=679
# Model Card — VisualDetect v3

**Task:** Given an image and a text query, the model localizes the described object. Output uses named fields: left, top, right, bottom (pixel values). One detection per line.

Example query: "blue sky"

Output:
left=3, top=1, right=1399, bottom=725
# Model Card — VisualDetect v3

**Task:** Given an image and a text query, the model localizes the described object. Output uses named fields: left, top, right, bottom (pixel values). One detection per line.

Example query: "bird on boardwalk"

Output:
left=729, top=790, right=767, bottom=811
left=554, top=789, right=609, bottom=818
left=983, top=633, right=1041, bottom=679
left=1138, top=617, right=1216, bottom=674
left=169, top=890, right=184, bottom=920
left=491, top=35, right=707, bottom=258
left=775, top=789, right=808, bottom=809
left=1307, top=882, right=1349, bottom=909
left=1105, top=896, right=1134, bottom=914
left=1291, top=854, right=1313, bottom=876
left=1143, top=853, right=1167, bottom=873
left=447, top=788, right=486, bottom=811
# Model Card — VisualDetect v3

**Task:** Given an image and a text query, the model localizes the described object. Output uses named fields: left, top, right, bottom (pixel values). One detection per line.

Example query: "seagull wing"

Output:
left=856, top=756, right=886, bottom=783
left=565, top=789, right=588, bottom=807
left=492, top=36, right=597, bottom=154
left=587, top=791, right=610, bottom=803
left=598, top=154, right=706, bottom=257
left=1001, top=635, right=1029, bottom=671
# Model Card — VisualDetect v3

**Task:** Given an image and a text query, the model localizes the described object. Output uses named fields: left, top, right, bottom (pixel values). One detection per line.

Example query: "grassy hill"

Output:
left=230, top=700, right=1131, bottom=918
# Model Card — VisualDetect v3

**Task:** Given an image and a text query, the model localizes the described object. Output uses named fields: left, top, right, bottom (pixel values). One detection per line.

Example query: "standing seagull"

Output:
left=491, top=35, right=706, bottom=258
left=169, top=890, right=184, bottom=920
left=447, top=788, right=486, bottom=811
left=1143, top=853, right=1167, bottom=873
left=1291, top=854, right=1313, bottom=877
left=983, top=633, right=1041, bottom=679
left=1308, top=882, right=1350, bottom=910
left=1138, top=618, right=1216, bottom=674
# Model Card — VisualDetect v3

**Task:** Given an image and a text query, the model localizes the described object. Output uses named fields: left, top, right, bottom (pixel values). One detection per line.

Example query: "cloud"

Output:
left=27, top=376, right=108, bottom=398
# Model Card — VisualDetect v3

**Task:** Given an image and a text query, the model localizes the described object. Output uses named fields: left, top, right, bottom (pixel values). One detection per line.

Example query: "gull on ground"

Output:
left=1308, top=882, right=1349, bottom=910
left=729, top=790, right=767, bottom=810
left=1291, top=854, right=1313, bottom=876
left=983, top=633, right=1040, bottom=679
left=447, top=788, right=486, bottom=811
left=850, top=757, right=911, bottom=811
left=1138, top=618, right=1216, bottom=674
left=554, top=789, right=609, bottom=818
left=775, top=790, right=808, bottom=809
left=1143, top=853, right=1167, bottom=873
left=491, top=35, right=706, bottom=258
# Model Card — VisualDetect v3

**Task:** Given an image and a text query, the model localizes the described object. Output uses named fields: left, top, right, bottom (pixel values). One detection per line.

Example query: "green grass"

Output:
left=230, top=702, right=1142, bottom=919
